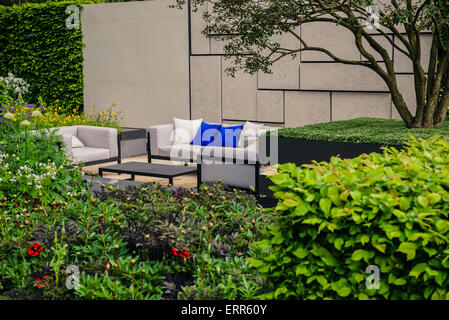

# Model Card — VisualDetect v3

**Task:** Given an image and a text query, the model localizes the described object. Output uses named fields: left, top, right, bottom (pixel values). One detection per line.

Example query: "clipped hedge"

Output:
left=250, top=136, right=449, bottom=300
left=0, top=1, right=91, bottom=111
left=276, top=118, right=449, bottom=146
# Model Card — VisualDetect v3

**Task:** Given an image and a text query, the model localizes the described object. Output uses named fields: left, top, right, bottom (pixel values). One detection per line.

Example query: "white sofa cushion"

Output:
left=238, top=121, right=265, bottom=148
left=71, top=147, right=110, bottom=163
left=72, top=136, right=85, bottom=148
left=202, top=146, right=258, bottom=163
left=159, top=144, right=202, bottom=161
left=173, top=118, right=202, bottom=145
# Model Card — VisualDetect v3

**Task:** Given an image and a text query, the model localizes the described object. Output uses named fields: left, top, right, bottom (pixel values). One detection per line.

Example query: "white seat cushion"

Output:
left=159, top=144, right=202, bottom=161
left=202, top=146, right=257, bottom=163
left=71, top=147, right=110, bottom=163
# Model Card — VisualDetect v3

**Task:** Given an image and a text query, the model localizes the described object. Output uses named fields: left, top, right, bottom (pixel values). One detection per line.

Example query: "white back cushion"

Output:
left=238, top=121, right=265, bottom=148
left=173, top=118, right=202, bottom=145
left=72, top=135, right=85, bottom=148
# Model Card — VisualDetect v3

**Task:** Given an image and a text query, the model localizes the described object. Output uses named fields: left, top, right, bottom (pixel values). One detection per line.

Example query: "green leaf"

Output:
left=334, top=238, right=344, bottom=251
left=417, top=195, right=429, bottom=208
left=375, top=244, right=386, bottom=253
left=409, top=263, right=428, bottom=278
left=292, top=246, right=308, bottom=259
left=319, top=198, right=332, bottom=215
left=270, top=173, right=291, bottom=185
left=397, top=242, right=417, bottom=261
left=303, top=218, right=322, bottom=225
left=337, top=287, right=351, bottom=297
left=393, top=278, right=407, bottom=285
left=274, top=286, right=288, bottom=299
left=246, top=258, right=263, bottom=268
left=351, top=249, right=374, bottom=262
left=296, top=264, right=311, bottom=276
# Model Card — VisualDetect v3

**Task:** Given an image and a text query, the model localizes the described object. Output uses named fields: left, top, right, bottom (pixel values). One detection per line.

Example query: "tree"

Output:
left=176, top=0, right=449, bottom=128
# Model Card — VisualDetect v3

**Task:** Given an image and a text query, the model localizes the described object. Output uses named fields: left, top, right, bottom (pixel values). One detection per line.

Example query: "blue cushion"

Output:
left=209, top=125, right=243, bottom=148
left=190, top=122, right=222, bottom=146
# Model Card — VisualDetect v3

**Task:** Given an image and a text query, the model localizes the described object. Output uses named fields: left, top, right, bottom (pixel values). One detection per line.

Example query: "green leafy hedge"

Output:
left=250, top=136, right=449, bottom=299
left=0, top=1, right=91, bottom=111
left=277, top=118, right=449, bottom=146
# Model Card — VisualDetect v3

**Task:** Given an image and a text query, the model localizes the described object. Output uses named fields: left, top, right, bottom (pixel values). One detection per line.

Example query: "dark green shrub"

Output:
left=250, top=135, right=449, bottom=300
left=0, top=1, right=91, bottom=112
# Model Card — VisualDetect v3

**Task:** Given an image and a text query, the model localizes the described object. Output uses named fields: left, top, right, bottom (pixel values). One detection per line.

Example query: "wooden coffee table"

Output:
left=98, top=162, right=198, bottom=186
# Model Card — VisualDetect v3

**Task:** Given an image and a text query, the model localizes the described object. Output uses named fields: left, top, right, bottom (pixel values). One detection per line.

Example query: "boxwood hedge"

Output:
left=250, top=135, right=449, bottom=300
left=0, top=1, right=92, bottom=111
left=276, top=118, right=449, bottom=146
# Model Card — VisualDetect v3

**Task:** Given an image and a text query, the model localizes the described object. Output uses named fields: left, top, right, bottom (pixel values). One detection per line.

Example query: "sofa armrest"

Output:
left=148, top=123, right=175, bottom=156
left=61, top=134, right=73, bottom=158
left=76, top=126, right=119, bottom=158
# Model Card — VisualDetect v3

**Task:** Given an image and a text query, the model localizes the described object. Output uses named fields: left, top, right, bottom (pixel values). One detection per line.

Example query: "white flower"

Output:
left=20, top=120, right=31, bottom=127
left=3, top=112, right=13, bottom=120
left=31, top=110, right=42, bottom=118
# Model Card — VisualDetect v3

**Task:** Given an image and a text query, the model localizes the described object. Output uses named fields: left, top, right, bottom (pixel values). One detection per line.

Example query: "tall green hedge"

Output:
left=0, top=1, right=90, bottom=111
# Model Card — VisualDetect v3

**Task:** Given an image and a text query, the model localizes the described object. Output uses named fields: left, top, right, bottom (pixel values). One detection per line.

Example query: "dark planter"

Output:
left=258, top=137, right=401, bottom=207
left=119, top=127, right=147, bottom=158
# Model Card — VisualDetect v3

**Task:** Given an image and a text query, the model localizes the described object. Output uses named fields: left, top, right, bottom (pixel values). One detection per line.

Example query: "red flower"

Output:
left=28, top=243, right=43, bottom=256
left=171, top=248, right=190, bottom=259
left=36, top=274, right=51, bottom=288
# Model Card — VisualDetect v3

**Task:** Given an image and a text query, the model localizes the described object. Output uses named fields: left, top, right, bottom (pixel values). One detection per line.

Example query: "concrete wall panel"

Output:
left=300, top=63, right=388, bottom=91
left=285, top=91, right=330, bottom=127
left=256, top=90, right=284, bottom=123
left=394, top=34, right=433, bottom=73
left=362, top=35, right=393, bottom=61
left=301, top=21, right=360, bottom=62
left=190, top=56, right=222, bottom=123
left=82, top=1, right=190, bottom=128
left=190, top=3, right=210, bottom=54
left=392, top=75, right=417, bottom=119
left=332, top=92, right=391, bottom=121
left=258, top=30, right=300, bottom=90
left=222, top=59, right=258, bottom=120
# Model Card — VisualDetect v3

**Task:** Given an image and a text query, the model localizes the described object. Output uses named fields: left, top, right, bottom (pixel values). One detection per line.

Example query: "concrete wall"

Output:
left=189, top=4, right=423, bottom=128
left=82, top=1, right=190, bottom=128
left=82, top=1, right=421, bottom=129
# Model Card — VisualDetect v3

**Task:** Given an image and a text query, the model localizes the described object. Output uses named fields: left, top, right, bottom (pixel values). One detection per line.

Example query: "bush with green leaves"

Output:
left=249, top=135, right=449, bottom=300
left=0, top=1, right=91, bottom=112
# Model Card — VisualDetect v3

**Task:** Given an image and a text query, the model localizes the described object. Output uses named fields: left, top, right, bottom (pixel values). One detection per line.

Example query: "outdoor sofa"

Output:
left=147, top=119, right=278, bottom=189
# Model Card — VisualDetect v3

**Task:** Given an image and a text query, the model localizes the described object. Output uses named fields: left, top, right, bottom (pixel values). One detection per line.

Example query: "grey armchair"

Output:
left=55, top=125, right=121, bottom=166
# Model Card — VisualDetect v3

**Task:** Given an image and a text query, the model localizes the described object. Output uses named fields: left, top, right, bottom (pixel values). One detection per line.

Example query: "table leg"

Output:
left=99, top=169, right=103, bottom=177
left=169, top=177, right=173, bottom=185
left=131, top=174, right=135, bottom=181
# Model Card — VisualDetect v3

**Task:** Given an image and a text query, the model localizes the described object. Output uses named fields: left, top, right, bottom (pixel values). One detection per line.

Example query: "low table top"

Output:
left=99, top=162, right=197, bottom=178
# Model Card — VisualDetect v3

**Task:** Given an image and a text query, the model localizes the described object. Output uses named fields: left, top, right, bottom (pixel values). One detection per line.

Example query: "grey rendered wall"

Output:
left=81, top=1, right=190, bottom=128
left=82, top=1, right=421, bottom=129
